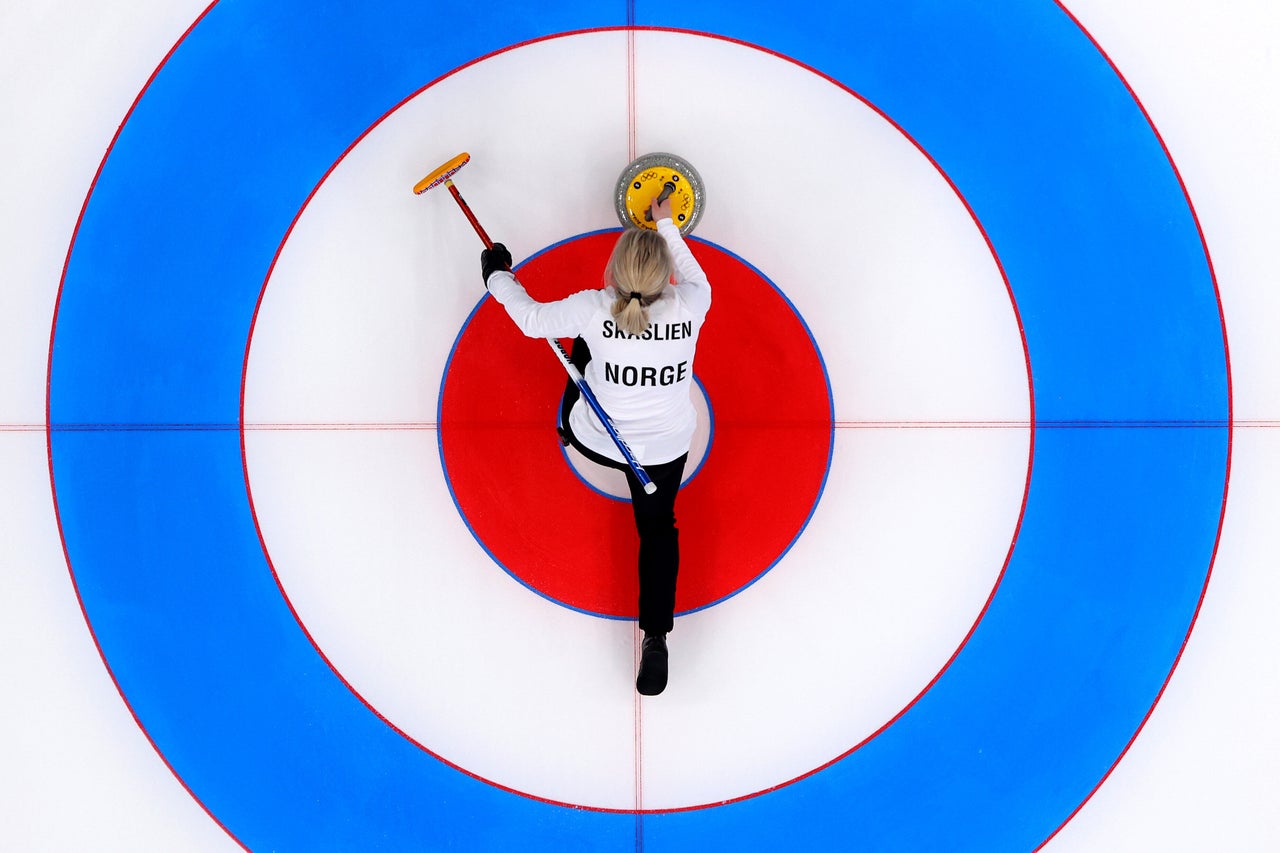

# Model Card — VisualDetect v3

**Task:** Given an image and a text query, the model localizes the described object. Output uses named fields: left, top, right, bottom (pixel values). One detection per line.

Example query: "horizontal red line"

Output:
left=834, top=420, right=1239, bottom=430
left=19, top=423, right=442, bottom=433
left=5, top=419, right=1263, bottom=434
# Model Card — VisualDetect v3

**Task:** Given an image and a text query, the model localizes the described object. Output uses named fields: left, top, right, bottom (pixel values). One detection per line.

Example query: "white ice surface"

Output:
left=1, top=0, right=1278, bottom=849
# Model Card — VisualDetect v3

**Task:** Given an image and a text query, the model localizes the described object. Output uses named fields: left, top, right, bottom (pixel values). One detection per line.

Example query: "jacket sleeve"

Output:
left=656, top=218, right=711, bottom=319
left=486, top=271, right=600, bottom=338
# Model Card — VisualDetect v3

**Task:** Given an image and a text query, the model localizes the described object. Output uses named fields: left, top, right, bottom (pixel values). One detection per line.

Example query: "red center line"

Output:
left=21, top=419, right=1267, bottom=435
left=29, top=422, right=443, bottom=433
left=626, top=33, right=637, bottom=163
left=624, top=4, right=644, bottom=843
left=632, top=624, right=645, bottom=846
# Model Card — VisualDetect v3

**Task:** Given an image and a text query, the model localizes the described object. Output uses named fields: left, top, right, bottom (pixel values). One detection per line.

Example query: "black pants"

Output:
left=560, top=339, right=686, bottom=635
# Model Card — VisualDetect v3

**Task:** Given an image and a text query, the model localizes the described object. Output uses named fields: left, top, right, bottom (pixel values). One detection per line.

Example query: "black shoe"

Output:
left=636, top=633, right=668, bottom=696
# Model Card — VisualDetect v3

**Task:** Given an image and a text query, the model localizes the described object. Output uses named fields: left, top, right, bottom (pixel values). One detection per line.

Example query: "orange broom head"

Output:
left=414, top=152, right=471, bottom=194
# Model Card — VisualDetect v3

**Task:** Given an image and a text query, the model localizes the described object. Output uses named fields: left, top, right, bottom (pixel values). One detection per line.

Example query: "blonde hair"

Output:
left=606, top=228, right=674, bottom=336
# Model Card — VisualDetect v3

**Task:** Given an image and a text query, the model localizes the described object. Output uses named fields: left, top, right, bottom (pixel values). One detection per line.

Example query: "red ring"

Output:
left=440, top=232, right=832, bottom=617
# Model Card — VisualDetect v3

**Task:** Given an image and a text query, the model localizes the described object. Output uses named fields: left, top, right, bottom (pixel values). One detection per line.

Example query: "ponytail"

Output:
left=606, top=229, right=674, bottom=336
left=613, top=291, right=648, bottom=338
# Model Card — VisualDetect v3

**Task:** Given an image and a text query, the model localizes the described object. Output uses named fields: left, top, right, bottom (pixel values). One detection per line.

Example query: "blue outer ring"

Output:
left=48, top=2, right=1229, bottom=850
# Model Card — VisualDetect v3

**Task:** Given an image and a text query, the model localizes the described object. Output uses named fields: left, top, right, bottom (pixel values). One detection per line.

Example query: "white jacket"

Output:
left=486, top=218, right=712, bottom=466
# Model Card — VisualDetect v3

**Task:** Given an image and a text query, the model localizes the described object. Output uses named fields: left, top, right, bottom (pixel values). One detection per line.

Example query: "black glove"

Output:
left=481, top=243, right=512, bottom=287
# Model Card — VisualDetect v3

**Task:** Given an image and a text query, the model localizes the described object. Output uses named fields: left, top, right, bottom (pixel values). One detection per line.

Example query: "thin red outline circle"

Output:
left=40, top=4, right=1231, bottom=845
left=237, top=27, right=1035, bottom=814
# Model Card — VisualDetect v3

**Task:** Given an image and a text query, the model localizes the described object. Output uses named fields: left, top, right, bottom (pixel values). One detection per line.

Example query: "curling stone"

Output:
left=614, top=152, right=706, bottom=236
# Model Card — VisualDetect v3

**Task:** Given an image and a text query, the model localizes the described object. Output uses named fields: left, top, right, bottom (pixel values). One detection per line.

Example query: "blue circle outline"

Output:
left=47, top=3, right=1229, bottom=851
left=437, top=230, right=834, bottom=623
